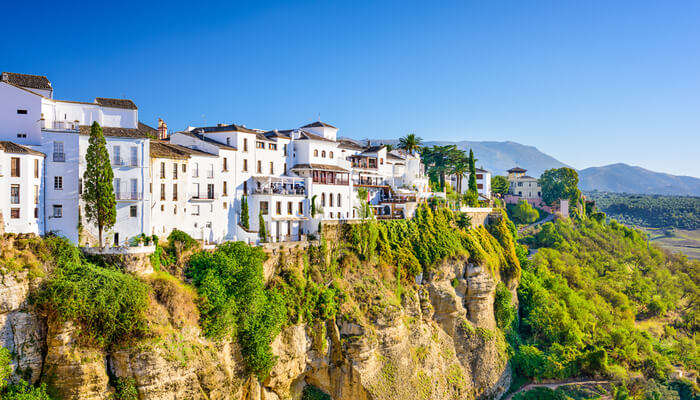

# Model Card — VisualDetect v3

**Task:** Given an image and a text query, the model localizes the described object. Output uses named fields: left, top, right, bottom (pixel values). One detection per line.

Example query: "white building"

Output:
left=507, top=167, right=541, bottom=199
left=0, top=141, right=45, bottom=234
left=0, top=72, right=154, bottom=245
left=449, top=167, right=492, bottom=200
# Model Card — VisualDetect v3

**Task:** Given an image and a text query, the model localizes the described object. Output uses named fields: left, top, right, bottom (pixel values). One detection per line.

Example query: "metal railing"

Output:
left=115, top=192, right=142, bottom=201
left=46, top=120, right=79, bottom=131
left=53, top=153, right=65, bottom=162
left=251, top=186, right=307, bottom=196
left=191, top=193, right=215, bottom=200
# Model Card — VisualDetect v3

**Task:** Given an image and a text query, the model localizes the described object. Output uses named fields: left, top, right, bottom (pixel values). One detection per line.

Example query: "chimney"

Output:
left=157, top=118, right=168, bottom=140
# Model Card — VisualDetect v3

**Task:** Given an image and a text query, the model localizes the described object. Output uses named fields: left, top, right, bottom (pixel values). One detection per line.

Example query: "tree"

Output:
left=451, top=151, right=470, bottom=194
left=422, top=145, right=460, bottom=191
left=465, top=149, right=479, bottom=206
left=539, top=167, right=581, bottom=206
left=491, top=175, right=510, bottom=195
left=508, top=199, right=540, bottom=224
left=258, top=210, right=267, bottom=242
left=398, top=133, right=423, bottom=155
left=82, top=121, right=116, bottom=246
left=241, top=195, right=250, bottom=229
left=356, top=188, right=373, bottom=219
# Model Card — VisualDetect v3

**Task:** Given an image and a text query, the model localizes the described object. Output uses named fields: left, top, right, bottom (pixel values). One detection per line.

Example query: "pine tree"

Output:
left=82, top=122, right=116, bottom=246
left=258, top=210, right=267, bottom=242
left=466, top=149, right=479, bottom=206
left=240, top=195, right=250, bottom=229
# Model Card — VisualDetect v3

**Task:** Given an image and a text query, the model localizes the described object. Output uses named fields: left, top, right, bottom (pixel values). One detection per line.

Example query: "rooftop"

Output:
left=301, top=121, right=337, bottom=129
left=190, top=123, right=258, bottom=134
left=297, top=129, right=336, bottom=143
left=94, top=97, right=138, bottom=110
left=291, top=163, right=349, bottom=172
left=508, top=167, right=527, bottom=173
left=0, top=141, right=45, bottom=156
left=1, top=72, right=52, bottom=90
left=175, top=131, right=238, bottom=151
left=150, top=141, right=216, bottom=159
left=78, top=122, right=156, bottom=138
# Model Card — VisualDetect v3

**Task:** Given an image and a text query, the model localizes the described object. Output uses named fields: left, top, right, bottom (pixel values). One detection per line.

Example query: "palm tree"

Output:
left=398, top=133, right=423, bottom=155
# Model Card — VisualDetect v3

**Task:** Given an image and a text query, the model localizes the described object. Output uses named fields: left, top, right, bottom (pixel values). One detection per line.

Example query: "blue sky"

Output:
left=2, top=0, right=699, bottom=176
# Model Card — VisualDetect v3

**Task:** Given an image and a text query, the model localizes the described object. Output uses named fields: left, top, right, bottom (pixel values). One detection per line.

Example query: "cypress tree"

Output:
left=466, top=149, right=479, bottom=206
left=258, top=210, right=267, bottom=242
left=241, top=195, right=250, bottom=229
left=82, top=122, right=116, bottom=246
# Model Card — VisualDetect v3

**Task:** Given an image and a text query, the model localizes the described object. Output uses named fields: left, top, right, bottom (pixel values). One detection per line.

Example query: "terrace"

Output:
left=250, top=176, right=307, bottom=196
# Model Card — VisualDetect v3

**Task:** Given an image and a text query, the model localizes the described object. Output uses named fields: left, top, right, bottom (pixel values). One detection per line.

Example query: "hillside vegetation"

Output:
left=512, top=218, right=699, bottom=398
left=587, top=192, right=700, bottom=230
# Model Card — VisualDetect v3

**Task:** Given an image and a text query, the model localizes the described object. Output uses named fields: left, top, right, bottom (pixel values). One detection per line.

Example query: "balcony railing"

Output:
left=251, top=186, right=307, bottom=196
left=53, top=153, right=65, bottom=162
left=312, top=177, right=349, bottom=185
left=112, top=157, right=125, bottom=166
left=45, top=120, right=79, bottom=131
left=354, top=177, right=388, bottom=186
left=115, top=192, right=142, bottom=201
left=191, top=193, right=215, bottom=200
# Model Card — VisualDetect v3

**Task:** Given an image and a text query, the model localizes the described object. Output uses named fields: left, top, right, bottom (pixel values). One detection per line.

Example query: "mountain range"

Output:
left=395, top=139, right=700, bottom=196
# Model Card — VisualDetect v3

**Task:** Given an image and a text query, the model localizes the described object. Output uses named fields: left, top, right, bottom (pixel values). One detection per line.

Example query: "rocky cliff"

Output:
left=0, top=234, right=513, bottom=400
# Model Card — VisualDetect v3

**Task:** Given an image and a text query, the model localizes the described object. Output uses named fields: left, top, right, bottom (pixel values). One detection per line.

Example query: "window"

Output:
left=337, top=193, right=341, bottom=207
left=243, top=181, right=248, bottom=194
left=223, top=202, right=227, bottom=209
left=223, top=158, right=228, bottom=171
left=314, top=149, right=318, bottom=157
left=329, top=193, right=333, bottom=207
left=34, top=208, right=38, bottom=218
left=182, top=164, right=186, bottom=173
left=269, top=143, right=277, bottom=150
left=54, top=176, right=63, bottom=190
left=476, top=174, right=483, bottom=180
left=518, top=182, right=523, bottom=187
left=226, top=137, right=231, bottom=146
left=17, top=109, right=28, bottom=114
left=223, top=181, right=228, bottom=196
left=193, top=162, right=199, bottom=177
left=160, top=162, right=166, bottom=179
left=192, top=205, right=200, bottom=215
left=380, top=158, right=384, bottom=165
left=34, top=185, right=39, bottom=204
left=160, top=184, right=166, bottom=200
left=477, top=184, right=483, bottom=189
left=243, top=159, right=248, bottom=172
left=283, top=144, right=287, bottom=156
left=241, top=138, right=248, bottom=152
left=329, top=151, right=334, bottom=159
left=276, top=201, right=281, bottom=215
left=260, top=201, right=269, bottom=215
left=269, top=162, right=274, bottom=174
left=11, top=208, right=20, bottom=219
left=11, top=157, right=20, bottom=177
left=173, top=163, right=178, bottom=179
left=321, top=151, right=326, bottom=158
left=52, top=205, right=62, bottom=218
left=207, top=183, right=214, bottom=199
left=10, top=185, right=20, bottom=204
left=161, top=204, right=164, bottom=211
left=321, top=193, right=326, bottom=207
left=34, top=159, right=39, bottom=178
left=298, top=201, right=303, bottom=215
left=284, top=163, right=287, bottom=173
left=16, top=133, right=27, bottom=138
left=130, top=147, right=138, bottom=166
left=130, top=205, right=137, bottom=217
left=173, top=184, right=178, bottom=200
left=79, top=179, right=83, bottom=194
left=257, top=160, right=262, bottom=174
left=256, top=141, right=265, bottom=149
left=174, top=205, right=177, bottom=215
left=194, top=183, right=200, bottom=198
left=113, top=146, right=121, bottom=164
left=287, top=202, right=292, bottom=215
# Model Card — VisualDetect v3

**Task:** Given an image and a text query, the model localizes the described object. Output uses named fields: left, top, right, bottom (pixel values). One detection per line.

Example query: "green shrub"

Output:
left=1, top=347, right=53, bottom=399
left=35, top=261, right=149, bottom=347
left=114, top=377, right=138, bottom=400
left=507, top=200, right=540, bottom=225
left=167, top=229, right=197, bottom=252
left=494, top=282, right=516, bottom=331
left=302, top=385, right=332, bottom=400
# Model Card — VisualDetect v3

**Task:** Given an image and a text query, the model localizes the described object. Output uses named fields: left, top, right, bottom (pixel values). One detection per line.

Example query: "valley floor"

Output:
left=637, top=227, right=700, bottom=260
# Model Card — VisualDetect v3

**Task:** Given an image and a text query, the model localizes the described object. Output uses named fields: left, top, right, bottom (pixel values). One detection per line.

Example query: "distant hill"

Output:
left=369, top=138, right=699, bottom=196
left=422, top=140, right=570, bottom=177
left=579, top=164, right=700, bottom=196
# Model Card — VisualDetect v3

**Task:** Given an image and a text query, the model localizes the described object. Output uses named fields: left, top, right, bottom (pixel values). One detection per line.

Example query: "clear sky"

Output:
left=2, top=1, right=699, bottom=176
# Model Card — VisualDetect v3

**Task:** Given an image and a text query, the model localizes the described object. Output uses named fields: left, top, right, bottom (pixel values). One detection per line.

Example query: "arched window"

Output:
left=314, top=149, right=318, bottom=157
left=329, top=151, right=334, bottom=159
left=322, top=151, right=326, bottom=158
left=337, top=193, right=341, bottom=207
left=321, top=193, right=326, bottom=206
left=329, top=193, right=334, bottom=207
left=380, top=158, right=384, bottom=165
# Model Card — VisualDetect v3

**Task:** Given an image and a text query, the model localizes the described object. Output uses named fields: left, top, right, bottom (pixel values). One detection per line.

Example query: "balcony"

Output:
left=53, top=152, right=66, bottom=162
left=206, top=171, right=214, bottom=179
left=250, top=176, right=307, bottom=196
left=115, top=192, right=142, bottom=201
left=129, top=159, right=139, bottom=167
left=44, top=120, right=79, bottom=131
left=191, top=193, right=216, bottom=201
left=354, top=177, right=388, bottom=187
left=112, top=157, right=125, bottom=166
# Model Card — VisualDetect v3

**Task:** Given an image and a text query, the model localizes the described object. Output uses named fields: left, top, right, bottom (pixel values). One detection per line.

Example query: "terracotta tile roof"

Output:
left=264, top=130, right=292, bottom=139
left=1, top=72, right=52, bottom=90
left=175, top=131, right=237, bottom=151
left=475, top=168, right=489, bottom=173
left=301, top=121, right=337, bottom=129
left=508, top=167, right=527, bottom=173
left=297, top=129, right=336, bottom=143
left=94, top=98, right=138, bottom=110
left=78, top=122, right=157, bottom=139
left=150, top=141, right=216, bottom=159
left=291, top=163, right=349, bottom=172
left=0, top=141, right=45, bottom=156
left=191, top=123, right=258, bottom=134
left=338, top=139, right=364, bottom=150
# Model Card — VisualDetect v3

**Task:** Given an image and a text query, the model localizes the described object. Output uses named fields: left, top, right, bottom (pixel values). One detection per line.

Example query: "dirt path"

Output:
left=503, top=380, right=610, bottom=400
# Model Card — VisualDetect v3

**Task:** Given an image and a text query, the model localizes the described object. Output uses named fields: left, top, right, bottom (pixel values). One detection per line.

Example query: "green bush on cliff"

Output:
left=0, top=347, right=53, bottom=399
left=34, top=239, right=149, bottom=348
left=186, top=241, right=286, bottom=380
